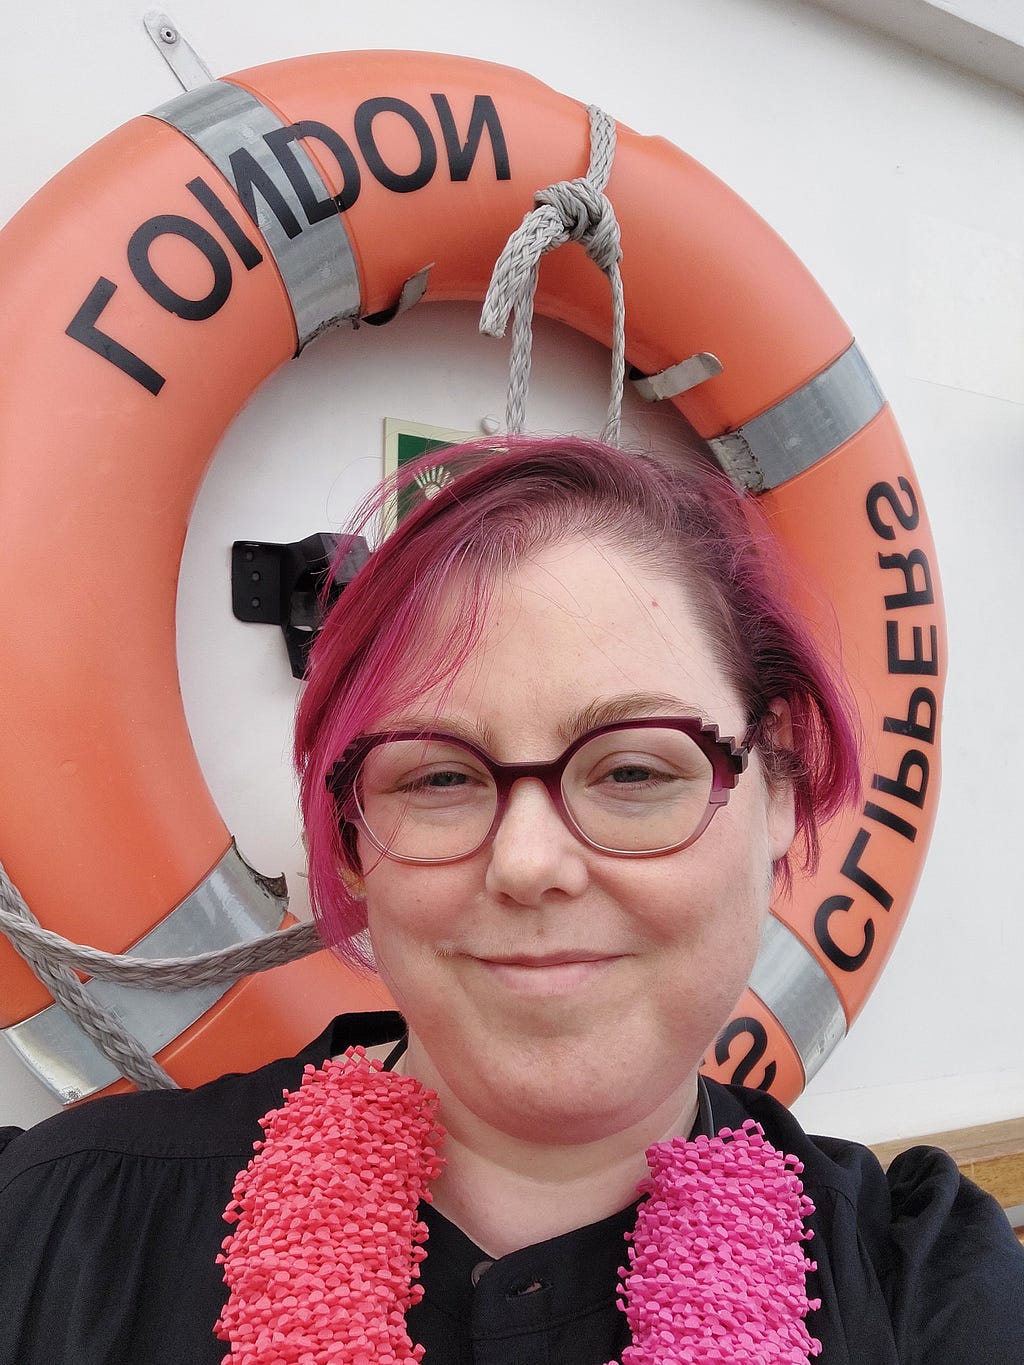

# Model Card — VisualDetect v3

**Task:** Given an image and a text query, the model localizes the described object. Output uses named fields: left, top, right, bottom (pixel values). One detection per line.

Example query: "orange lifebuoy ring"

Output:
left=0, top=50, right=944, bottom=1106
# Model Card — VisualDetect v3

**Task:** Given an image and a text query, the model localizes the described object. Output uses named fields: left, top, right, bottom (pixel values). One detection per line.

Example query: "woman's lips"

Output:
left=473, top=954, right=620, bottom=994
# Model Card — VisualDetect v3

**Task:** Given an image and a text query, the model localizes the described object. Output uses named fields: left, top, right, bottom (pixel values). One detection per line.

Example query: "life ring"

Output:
left=0, top=50, right=944, bottom=1106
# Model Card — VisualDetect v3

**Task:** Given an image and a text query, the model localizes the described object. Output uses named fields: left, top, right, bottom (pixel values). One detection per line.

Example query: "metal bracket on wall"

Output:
left=143, top=10, right=214, bottom=91
left=231, top=533, right=369, bottom=680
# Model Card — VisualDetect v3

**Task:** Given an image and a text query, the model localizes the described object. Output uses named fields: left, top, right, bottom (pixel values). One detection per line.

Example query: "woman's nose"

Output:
left=483, top=778, right=590, bottom=905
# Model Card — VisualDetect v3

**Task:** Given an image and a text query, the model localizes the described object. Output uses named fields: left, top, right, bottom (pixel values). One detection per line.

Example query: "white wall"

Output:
left=2, top=0, right=1022, bottom=1143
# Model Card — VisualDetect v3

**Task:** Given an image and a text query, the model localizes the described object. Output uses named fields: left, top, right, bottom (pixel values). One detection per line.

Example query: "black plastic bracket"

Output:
left=231, top=532, right=368, bottom=679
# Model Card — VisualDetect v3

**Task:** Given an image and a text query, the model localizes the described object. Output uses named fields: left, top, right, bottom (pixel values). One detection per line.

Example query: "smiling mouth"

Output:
left=472, top=953, right=621, bottom=994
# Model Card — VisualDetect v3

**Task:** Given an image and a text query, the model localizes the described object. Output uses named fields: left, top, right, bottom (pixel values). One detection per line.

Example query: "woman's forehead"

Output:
left=379, top=540, right=744, bottom=743
left=475, top=539, right=720, bottom=667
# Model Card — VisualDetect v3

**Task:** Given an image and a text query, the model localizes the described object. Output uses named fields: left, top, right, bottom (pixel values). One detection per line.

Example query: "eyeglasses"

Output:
left=326, top=718, right=751, bottom=864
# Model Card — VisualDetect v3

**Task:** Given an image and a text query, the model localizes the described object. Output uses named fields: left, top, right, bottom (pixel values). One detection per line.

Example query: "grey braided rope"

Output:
left=0, top=859, right=322, bottom=1092
left=480, top=104, right=625, bottom=445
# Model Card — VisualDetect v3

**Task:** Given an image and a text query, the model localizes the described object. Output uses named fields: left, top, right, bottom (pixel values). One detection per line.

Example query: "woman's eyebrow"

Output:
left=380, top=695, right=703, bottom=753
left=375, top=713, right=499, bottom=751
left=558, top=694, right=704, bottom=744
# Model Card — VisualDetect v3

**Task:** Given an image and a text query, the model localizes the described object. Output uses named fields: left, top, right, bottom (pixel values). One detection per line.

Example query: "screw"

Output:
left=250, top=597, right=261, bottom=609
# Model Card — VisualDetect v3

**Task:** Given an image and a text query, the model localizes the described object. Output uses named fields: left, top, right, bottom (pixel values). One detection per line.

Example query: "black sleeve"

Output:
left=0, top=1012, right=404, bottom=1365
left=710, top=1081, right=1024, bottom=1363
left=0, top=1129, right=247, bottom=1364
left=884, top=1145, right=1024, bottom=1364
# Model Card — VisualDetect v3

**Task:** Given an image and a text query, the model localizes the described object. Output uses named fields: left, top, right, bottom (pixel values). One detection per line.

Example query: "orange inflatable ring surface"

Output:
left=0, top=50, right=945, bottom=1106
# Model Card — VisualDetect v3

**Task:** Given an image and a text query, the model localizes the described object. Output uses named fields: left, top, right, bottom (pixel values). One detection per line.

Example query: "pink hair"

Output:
left=294, top=435, right=860, bottom=968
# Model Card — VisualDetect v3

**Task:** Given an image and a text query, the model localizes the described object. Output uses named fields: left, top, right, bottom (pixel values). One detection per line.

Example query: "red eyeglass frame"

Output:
left=325, top=716, right=754, bottom=864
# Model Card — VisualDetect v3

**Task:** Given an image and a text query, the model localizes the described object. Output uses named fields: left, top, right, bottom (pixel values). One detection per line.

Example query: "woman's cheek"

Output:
left=364, top=870, right=457, bottom=977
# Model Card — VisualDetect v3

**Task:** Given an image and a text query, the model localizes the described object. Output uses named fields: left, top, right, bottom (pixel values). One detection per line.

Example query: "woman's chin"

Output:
left=447, top=1034, right=698, bottom=1147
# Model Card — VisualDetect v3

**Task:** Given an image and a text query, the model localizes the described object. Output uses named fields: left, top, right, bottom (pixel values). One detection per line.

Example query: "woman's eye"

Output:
left=393, top=765, right=490, bottom=800
left=580, top=745, right=709, bottom=798
left=591, top=756, right=682, bottom=789
left=403, top=769, right=472, bottom=791
left=605, top=763, right=662, bottom=784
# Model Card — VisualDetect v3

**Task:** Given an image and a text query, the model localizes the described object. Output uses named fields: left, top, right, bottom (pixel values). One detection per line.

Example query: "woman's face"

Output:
left=360, top=538, right=795, bottom=1143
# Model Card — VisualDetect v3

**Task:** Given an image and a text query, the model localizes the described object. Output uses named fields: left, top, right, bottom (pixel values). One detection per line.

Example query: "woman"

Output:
left=0, top=436, right=1020, bottom=1364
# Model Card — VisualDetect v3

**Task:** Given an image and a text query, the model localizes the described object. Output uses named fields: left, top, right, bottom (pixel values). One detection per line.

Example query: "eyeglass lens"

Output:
left=353, top=727, right=716, bottom=860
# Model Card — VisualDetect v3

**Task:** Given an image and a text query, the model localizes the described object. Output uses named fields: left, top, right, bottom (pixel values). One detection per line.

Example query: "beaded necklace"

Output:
left=216, top=1048, right=822, bottom=1364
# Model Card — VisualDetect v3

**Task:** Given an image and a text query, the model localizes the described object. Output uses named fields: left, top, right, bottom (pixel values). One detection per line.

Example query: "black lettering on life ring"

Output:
left=186, top=177, right=263, bottom=270
left=228, top=148, right=304, bottom=240
left=866, top=477, right=920, bottom=540
left=127, top=215, right=233, bottom=321
left=878, top=547, right=934, bottom=609
left=840, top=828, right=893, bottom=910
left=814, top=894, right=875, bottom=972
left=264, top=121, right=363, bottom=217
left=863, top=800, right=917, bottom=841
left=714, top=1016, right=778, bottom=1091
left=354, top=97, right=437, bottom=193
left=886, top=620, right=939, bottom=676
left=65, top=278, right=165, bottom=396
left=883, top=686, right=936, bottom=744
left=872, top=749, right=929, bottom=809
left=430, top=94, right=511, bottom=181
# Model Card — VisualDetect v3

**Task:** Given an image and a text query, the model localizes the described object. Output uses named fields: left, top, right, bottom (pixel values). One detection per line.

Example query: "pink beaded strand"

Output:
left=609, top=1120, right=822, bottom=1365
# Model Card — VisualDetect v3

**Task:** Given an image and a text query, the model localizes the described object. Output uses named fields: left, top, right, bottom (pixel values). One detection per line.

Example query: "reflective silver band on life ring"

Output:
left=148, top=81, right=362, bottom=347
left=748, top=913, right=847, bottom=1084
left=708, top=343, right=885, bottom=493
left=0, top=844, right=288, bottom=1104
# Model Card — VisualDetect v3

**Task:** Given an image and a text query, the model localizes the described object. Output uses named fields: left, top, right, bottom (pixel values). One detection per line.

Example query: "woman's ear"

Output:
left=762, top=697, right=797, bottom=863
left=339, top=862, right=366, bottom=900
left=335, top=819, right=366, bottom=898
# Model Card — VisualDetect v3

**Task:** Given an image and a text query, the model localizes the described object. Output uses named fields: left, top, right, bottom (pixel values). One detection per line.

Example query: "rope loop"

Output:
left=0, top=859, right=323, bottom=1095
left=480, top=104, right=626, bottom=445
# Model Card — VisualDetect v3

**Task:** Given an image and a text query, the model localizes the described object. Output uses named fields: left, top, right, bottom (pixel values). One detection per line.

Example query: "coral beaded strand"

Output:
left=216, top=1050, right=443, bottom=1364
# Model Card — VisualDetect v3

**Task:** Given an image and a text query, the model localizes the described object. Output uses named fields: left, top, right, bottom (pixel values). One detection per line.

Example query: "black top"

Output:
left=0, top=1012, right=1021, bottom=1364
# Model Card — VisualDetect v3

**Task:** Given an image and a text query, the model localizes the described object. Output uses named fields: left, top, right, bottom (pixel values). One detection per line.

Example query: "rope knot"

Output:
left=534, top=178, right=622, bottom=273
left=480, top=103, right=626, bottom=444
